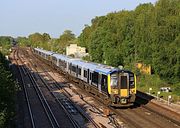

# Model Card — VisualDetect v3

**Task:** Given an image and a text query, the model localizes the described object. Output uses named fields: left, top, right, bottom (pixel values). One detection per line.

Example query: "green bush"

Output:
left=0, top=52, right=17, bottom=127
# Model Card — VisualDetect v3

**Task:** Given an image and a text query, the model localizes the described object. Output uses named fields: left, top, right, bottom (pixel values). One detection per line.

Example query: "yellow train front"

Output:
left=107, top=70, right=136, bottom=107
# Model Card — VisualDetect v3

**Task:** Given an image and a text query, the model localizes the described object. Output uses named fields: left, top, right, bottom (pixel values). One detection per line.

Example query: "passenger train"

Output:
left=33, top=48, right=136, bottom=107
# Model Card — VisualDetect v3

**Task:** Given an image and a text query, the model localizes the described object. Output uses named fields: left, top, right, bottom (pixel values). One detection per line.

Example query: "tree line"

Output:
left=17, top=0, right=179, bottom=84
left=17, top=30, right=76, bottom=54
left=78, top=0, right=180, bottom=84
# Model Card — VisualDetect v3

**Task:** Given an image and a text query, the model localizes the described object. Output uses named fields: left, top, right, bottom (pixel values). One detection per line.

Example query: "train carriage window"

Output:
left=52, top=56, right=57, bottom=64
left=84, top=70, right=87, bottom=78
left=78, top=68, right=81, bottom=75
left=92, top=72, right=98, bottom=85
left=72, top=65, right=76, bottom=72
left=63, top=61, right=66, bottom=68
left=90, top=72, right=92, bottom=80
left=69, top=63, right=72, bottom=70
left=59, top=59, right=66, bottom=69
left=58, top=59, right=61, bottom=67
left=64, top=62, right=67, bottom=68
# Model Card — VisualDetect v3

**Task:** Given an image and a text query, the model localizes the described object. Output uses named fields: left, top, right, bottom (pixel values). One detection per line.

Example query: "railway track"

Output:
left=136, top=91, right=180, bottom=126
left=18, top=47, right=101, bottom=127
left=73, top=86, right=180, bottom=128
left=14, top=47, right=180, bottom=128
left=24, top=65, right=60, bottom=128
left=13, top=49, right=35, bottom=128
left=14, top=48, right=60, bottom=128
left=25, top=48, right=101, bottom=128
left=17, top=48, right=77, bottom=128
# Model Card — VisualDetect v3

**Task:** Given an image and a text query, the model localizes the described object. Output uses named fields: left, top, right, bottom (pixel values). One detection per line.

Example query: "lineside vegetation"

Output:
left=0, top=39, right=17, bottom=127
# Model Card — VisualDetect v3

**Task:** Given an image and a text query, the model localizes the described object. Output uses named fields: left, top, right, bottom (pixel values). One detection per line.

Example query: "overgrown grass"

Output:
left=137, top=74, right=180, bottom=103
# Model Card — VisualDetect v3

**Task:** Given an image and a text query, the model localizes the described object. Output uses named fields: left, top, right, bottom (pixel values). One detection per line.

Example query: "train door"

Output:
left=76, top=65, right=78, bottom=77
left=98, top=74, right=102, bottom=92
left=69, top=63, right=72, bottom=74
left=57, top=59, right=59, bottom=67
left=101, top=74, right=108, bottom=94
left=119, top=73, right=129, bottom=97
left=87, top=69, right=89, bottom=83
left=89, top=71, right=92, bottom=85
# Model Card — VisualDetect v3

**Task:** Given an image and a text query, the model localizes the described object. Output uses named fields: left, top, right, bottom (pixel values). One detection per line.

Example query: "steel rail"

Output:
left=23, top=63, right=60, bottom=128
left=17, top=48, right=60, bottom=128
left=28, top=49, right=100, bottom=128
left=46, top=73, right=101, bottom=128
left=14, top=49, right=36, bottom=128
left=28, top=58, right=81, bottom=128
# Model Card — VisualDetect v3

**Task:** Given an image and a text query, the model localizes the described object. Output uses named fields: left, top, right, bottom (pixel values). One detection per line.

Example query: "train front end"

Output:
left=108, top=70, right=136, bottom=107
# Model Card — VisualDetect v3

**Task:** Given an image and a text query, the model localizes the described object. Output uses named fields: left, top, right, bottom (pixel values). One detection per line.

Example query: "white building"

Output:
left=66, top=44, right=88, bottom=58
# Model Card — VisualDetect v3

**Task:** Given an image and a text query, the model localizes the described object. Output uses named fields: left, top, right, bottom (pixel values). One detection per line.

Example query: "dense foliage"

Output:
left=0, top=52, right=17, bottom=127
left=17, top=30, right=76, bottom=54
left=16, top=0, right=180, bottom=85
left=78, top=0, right=180, bottom=84
left=0, top=36, right=13, bottom=54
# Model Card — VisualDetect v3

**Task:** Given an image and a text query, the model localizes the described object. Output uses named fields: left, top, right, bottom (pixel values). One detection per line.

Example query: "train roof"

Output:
left=71, top=60, right=98, bottom=71
left=52, top=53, right=71, bottom=61
left=34, top=48, right=54, bottom=55
left=70, top=59, right=117, bottom=74
left=83, top=62, right=98, bottom=71
left=95, top=64, right=118, bottom=75
left=34, top=48, right=121, bottom=75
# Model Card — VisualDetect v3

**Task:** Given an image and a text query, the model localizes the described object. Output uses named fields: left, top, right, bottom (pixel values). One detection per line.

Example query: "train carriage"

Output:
left=51, top=53, right=71, bottom=72
left=33, top=48, right=136, bottom=107
left=34, top=48, right=54, bottom=60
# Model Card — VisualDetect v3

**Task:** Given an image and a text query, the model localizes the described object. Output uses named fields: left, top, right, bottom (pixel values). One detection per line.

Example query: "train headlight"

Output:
left=120, top=98, right=127, bottom=104
left=111, top=89, right=118, bottom=94
left=130, top=89, right=135, bottom=94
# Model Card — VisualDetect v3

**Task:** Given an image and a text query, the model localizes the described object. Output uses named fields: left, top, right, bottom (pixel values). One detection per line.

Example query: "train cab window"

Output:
left=129, top=73, right=135, bottom=88
left=121, top=76, right=127, bottom=89
left=110, top=74, right=118, bottom=89
left=84, top=70, right=87, bottom=78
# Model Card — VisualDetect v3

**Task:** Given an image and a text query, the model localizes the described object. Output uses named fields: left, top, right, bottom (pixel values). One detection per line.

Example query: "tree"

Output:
left=42, top=33, right=51, bottom=42
left=0, top=36, right=12, bottom=54
left=78, top=0, right=180, bottom=83
left=0, top=52, right=17, bottom=127
left=17, top=37, right=31, bottom=47
left=28, top=33, right=44, bottom=47
left=56, top=30, right=76, bottom=54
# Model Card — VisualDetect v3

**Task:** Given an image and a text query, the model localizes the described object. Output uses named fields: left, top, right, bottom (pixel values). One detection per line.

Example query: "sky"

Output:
left=0, top=0, right=157, bottom=38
